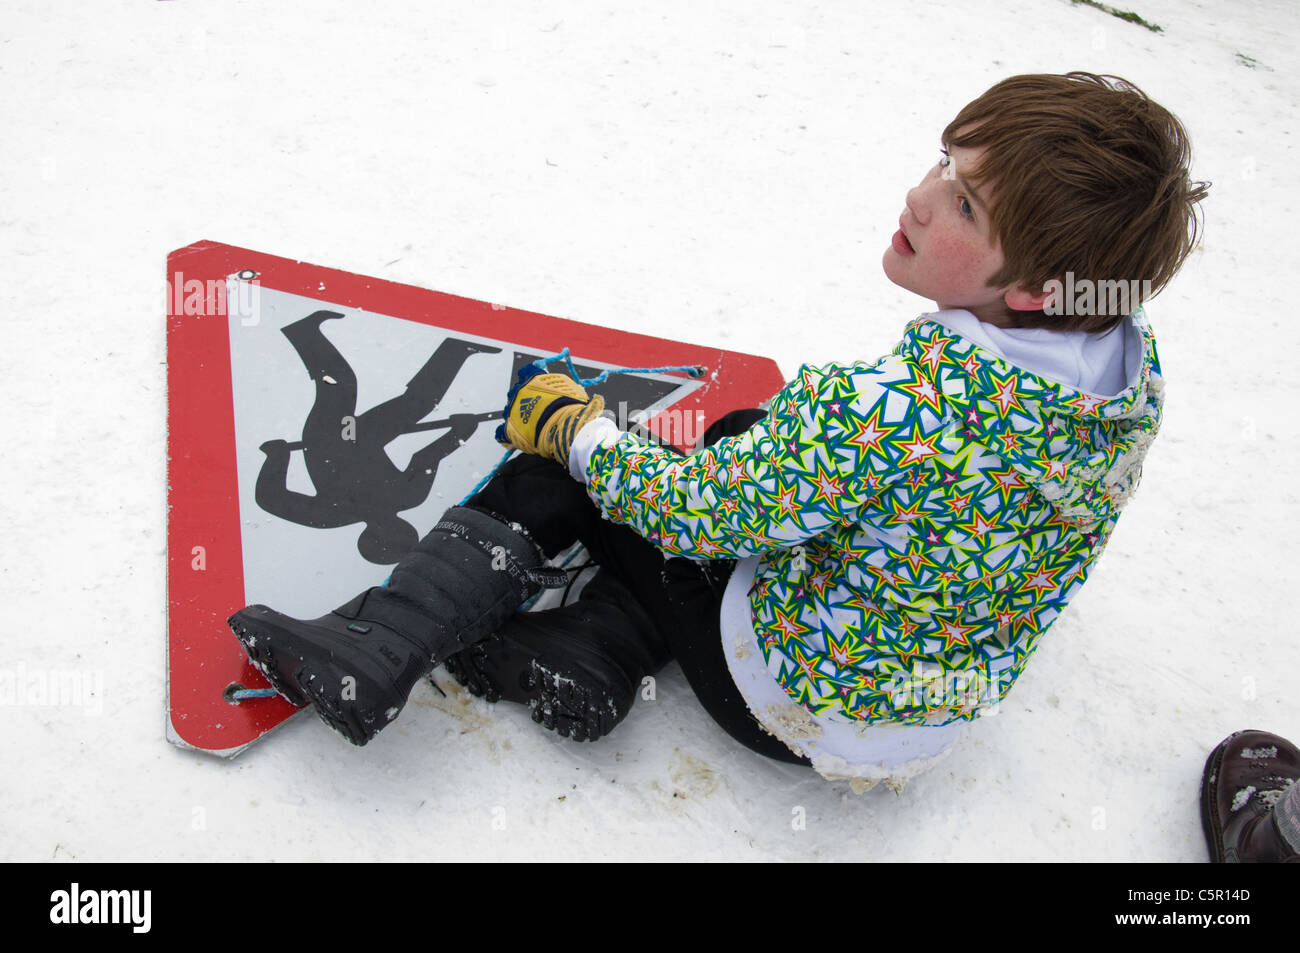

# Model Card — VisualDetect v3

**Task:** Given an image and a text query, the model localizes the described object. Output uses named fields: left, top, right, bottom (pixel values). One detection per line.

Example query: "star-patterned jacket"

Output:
left=583, top=310, right=1164, bottom=726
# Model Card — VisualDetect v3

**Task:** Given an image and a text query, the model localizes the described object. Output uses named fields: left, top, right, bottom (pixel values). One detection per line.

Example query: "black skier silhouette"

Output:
left=255, top=310, right=502, bottom=564
left=256, top=310, right=695, bottom=565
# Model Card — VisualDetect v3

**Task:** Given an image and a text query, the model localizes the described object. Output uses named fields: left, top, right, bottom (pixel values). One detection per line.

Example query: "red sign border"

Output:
left=165, top=239, right=785, bottom=755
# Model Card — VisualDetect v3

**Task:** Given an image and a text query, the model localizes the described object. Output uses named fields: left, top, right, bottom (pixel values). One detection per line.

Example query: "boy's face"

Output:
left=882, top=137, right=1039, bottom=325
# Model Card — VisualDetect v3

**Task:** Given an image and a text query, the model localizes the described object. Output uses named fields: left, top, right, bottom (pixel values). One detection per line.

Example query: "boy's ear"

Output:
left=1004, top=279, right=1059, bottom=312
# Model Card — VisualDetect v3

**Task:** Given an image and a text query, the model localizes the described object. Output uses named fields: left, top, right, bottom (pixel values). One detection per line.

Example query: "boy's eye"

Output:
left=940, top=147, right=975, bottom=220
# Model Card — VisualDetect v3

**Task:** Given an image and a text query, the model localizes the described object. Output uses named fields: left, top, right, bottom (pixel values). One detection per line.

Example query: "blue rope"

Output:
left=458, top=447, right=517, bottom=505
left=456, top=348, right=704, bottom=505
left=546, top=346, right=705, bottom=389
left=231, top=687, right=279, bottom=700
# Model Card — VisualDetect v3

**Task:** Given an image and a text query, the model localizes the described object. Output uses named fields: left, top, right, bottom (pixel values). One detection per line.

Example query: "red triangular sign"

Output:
left=166, top=240, right=784, bottom=756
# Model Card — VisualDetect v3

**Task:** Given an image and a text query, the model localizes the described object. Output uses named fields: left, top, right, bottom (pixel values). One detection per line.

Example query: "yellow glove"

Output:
left=496, top=367, right=608, bottom=467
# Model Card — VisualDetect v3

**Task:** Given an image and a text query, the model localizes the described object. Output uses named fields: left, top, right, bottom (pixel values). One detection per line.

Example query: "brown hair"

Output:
left=943, top=72, right=1209, bottom=333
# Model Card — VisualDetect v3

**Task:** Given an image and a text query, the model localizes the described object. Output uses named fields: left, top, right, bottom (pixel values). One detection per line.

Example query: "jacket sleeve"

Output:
left=581, top=357, right=917, bottom=558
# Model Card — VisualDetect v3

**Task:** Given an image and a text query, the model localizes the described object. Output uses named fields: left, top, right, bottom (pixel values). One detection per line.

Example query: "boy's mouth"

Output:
left=891, top=227, right=916, bottom=257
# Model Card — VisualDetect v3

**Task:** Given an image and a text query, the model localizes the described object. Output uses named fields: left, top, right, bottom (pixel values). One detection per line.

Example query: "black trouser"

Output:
left=466, top=411, right=811, bottom=766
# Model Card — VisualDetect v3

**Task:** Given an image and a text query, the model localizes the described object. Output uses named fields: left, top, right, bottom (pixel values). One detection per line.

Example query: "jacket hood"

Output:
left=896, top=308, right=1164, bottom=531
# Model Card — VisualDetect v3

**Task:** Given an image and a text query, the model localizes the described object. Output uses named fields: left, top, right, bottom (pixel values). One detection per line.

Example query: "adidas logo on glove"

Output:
left=517, top=395, right=541, bottom=424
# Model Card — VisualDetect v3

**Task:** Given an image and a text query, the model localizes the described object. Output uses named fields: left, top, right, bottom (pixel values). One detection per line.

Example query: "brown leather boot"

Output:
left=1201, top=729, right=1300, bottom=863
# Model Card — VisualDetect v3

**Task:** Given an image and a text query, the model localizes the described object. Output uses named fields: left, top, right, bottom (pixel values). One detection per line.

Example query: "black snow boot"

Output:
left=228, top=506, right=568, bottom=746
left=441, top=568, right=671, bottom=741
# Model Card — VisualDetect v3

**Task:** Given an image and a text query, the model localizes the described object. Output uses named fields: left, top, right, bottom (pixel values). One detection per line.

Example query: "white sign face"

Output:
left=226, top=283, right=695, bottom=618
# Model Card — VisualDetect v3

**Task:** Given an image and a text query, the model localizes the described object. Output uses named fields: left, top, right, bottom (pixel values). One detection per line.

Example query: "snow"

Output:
left=3, top=0, right=1299, bottom=862
left=1258, top=785, right=1290, bottom=809
left=1239, top=747, right=1278, bottom=759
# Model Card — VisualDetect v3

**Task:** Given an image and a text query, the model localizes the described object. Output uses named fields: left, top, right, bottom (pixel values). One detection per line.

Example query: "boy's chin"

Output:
left=881, top=251, right=928, bottom=301
left=881, top=247, right=905, bottom=287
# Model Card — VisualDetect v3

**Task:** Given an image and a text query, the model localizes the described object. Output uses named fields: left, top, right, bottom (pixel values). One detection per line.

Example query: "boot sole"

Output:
left=1200, top=735, right=1232, bottom=863
left=443, top=628, right=627, bottom=743
left=229, top=606, right=409, bottom=747
left=228, top=609, right=311, bottom=708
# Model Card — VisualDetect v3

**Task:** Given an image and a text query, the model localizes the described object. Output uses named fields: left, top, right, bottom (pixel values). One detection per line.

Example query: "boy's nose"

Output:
left=905, top=184, right=928, bottom=226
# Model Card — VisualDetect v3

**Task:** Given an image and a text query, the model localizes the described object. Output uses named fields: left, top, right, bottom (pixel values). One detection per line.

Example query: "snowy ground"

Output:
left=2, top=0, right=1297, bottom=862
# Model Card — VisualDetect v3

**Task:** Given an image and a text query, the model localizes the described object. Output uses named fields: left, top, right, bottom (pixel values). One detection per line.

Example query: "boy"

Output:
left=229, top=72, right=1207, bottom=787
